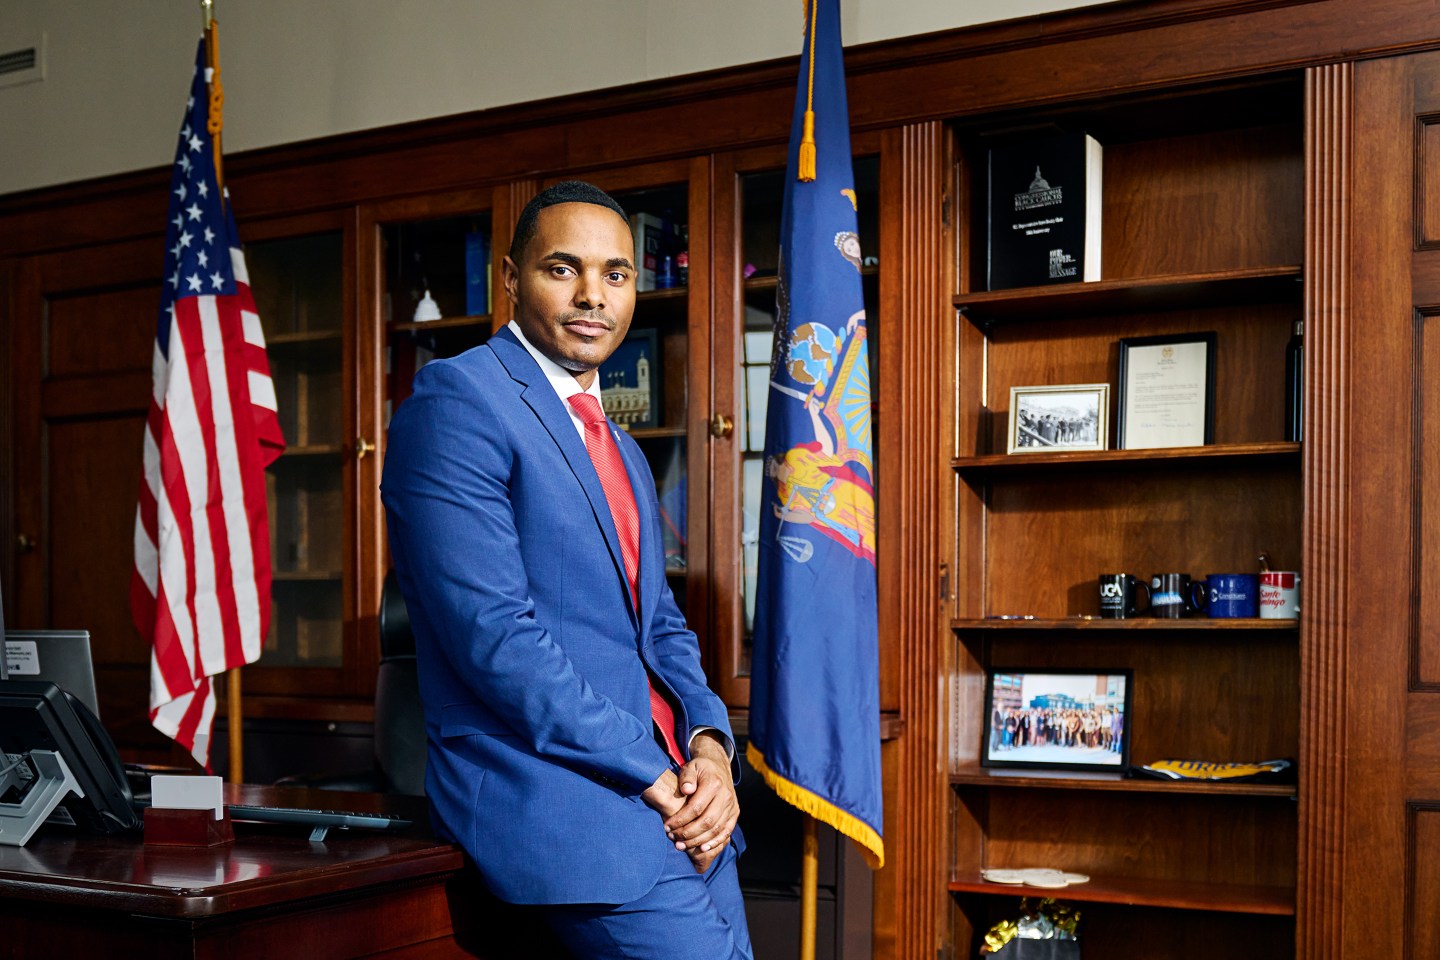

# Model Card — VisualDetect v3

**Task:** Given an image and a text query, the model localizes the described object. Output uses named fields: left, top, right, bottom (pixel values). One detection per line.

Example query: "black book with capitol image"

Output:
left=986, top=133, right=1102, bottom=290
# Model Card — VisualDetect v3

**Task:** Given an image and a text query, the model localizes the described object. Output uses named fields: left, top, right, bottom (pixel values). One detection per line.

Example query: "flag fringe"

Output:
left=746, top=742, right=884, bottom=869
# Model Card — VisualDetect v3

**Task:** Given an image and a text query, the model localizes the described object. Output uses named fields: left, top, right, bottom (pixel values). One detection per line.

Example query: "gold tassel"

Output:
left=799, top=110, right=817, bottom=182
left=797, top=0, right=819, bottom=183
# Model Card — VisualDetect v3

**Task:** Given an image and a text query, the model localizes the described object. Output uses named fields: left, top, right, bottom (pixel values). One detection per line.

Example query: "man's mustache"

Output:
left=559, top=311, right=616, bottom=331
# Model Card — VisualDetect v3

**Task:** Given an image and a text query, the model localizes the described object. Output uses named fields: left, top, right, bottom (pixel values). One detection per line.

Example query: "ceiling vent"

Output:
left=0, top=34, right=45, bottom=89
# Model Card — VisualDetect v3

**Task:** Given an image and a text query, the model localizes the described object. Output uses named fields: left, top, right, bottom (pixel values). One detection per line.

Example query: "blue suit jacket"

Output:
left=381, top=327, right=737, bottom=906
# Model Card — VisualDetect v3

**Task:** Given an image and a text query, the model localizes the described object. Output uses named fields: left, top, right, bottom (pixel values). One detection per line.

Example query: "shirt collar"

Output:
left=507, top=320, right=603, bottom=406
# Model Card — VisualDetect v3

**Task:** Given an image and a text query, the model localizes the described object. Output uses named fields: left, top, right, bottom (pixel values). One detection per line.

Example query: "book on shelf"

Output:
left=987, top=133, right=1102, bottom=290
left=464, top=231, right=491, bottom=316
left=629, top=212, right=672, bottom=292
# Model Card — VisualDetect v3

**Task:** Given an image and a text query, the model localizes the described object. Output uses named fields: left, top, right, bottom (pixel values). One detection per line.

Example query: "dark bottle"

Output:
left=1284, top=320, right=1303, bottom=442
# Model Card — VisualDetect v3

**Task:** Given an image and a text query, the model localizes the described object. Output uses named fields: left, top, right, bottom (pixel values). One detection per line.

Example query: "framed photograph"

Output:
left=599, top=328, right=661, bottom=430
left=981, top=668, right=1133, bottom=772
left=1117, top=332, right=1216, bottom=450
left=1006, top=383, right=1109, bottom=454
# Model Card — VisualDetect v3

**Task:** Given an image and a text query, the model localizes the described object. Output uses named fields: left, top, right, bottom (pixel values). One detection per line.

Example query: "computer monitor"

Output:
left=3, top=630, right=100, bottom=718
left=0, top=680, right=140, bottom=844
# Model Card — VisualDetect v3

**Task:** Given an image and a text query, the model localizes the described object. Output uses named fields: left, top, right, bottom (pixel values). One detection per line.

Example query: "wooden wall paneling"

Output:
left=10, top=257, right=42, bottom=628
left=1319, top=51, right=1411, bottom=957
left=875, top=121, right=950, bottom=960
left=488, top=179, right=538, bottom=335
left=0, top=257, right=14, bottom=623
left=1296, top=62, right=1351, bottom=960
left=1402, top=50, right=1440, bottom=956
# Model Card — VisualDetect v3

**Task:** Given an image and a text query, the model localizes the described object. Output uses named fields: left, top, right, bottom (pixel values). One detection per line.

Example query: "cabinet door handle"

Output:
left=16, top=533, right=35, bottom=553
left=709, top=413, right=734, bottom=439
left=354, top=436, right=375, bottom=460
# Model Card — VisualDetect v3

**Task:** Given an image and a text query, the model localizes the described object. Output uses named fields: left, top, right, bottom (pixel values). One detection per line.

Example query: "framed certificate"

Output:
left=1117, top=332, right=1216, bottom=450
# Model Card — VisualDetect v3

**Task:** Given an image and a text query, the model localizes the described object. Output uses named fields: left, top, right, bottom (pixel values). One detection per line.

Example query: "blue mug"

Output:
left=1203, top=573, right=1259, bottom=618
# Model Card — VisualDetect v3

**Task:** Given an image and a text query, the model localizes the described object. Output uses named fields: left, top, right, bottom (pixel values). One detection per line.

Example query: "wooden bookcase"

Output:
left=947, top=75, right=1305, bottom=956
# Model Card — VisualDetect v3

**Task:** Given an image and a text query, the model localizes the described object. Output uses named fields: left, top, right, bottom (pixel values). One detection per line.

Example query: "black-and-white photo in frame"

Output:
left=1007, top=383, right=1109, bottom=454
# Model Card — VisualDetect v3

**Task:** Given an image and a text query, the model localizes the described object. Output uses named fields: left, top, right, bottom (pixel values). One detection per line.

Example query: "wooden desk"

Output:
left=0, top=784, right=481, bottom=960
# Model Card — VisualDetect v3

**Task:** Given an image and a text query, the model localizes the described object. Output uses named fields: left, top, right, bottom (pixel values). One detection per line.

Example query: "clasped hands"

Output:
left=642, top=731, right=739, bottom=874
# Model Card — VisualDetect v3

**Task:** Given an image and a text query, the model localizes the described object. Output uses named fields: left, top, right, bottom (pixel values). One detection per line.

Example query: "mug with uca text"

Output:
left=1202, top=573, right=1259, bottom=619
left=1150, top=573, right=1207, bottom=619
left=1098, top=573, right=1151, bottom=619
left=1259, top=571, right=1301, bottom=619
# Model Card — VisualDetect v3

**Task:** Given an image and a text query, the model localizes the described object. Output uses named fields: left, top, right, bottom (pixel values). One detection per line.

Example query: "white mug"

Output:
left=1259, top=571, right=1301, bottom=619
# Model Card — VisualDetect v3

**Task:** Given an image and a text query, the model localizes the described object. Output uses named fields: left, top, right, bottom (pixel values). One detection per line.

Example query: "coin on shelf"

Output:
left=1059, top=872, right=1090, bottom=884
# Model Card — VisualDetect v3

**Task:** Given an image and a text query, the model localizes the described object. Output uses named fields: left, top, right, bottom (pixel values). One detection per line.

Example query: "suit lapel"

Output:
left=490, top=329, right=637, bottom=625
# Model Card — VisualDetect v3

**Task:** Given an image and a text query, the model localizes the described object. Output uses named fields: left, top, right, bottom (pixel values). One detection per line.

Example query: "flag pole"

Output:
left=201, top=0, right=243, bottom=784
left=800, top=815, right=819, bottom=960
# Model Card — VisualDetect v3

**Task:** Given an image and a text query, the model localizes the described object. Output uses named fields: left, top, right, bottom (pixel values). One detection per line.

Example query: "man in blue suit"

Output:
left=382, top=181, right=752, bottom=959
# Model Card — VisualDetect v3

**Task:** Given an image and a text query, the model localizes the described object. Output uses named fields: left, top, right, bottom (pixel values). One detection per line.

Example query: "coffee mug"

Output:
left=1259, top=571, right=1301, bottom=619
left=1203, top=573, right=1259, bottom=619
left=1098, top=573, right=1151, bottom=619
left=1150, top=573, right=1206, bottom=619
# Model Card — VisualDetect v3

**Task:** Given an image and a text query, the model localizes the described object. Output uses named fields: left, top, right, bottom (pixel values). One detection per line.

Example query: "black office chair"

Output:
left=372, top=569, right=426, bottom=796
left=276, top=570, right=426, bottom=796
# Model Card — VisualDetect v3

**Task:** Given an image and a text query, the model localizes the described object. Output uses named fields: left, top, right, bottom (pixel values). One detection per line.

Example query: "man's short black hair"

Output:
left=509, top=181, right=629, bottom=261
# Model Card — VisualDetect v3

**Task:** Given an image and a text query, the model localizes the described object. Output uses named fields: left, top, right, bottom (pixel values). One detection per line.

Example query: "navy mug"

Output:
left=1150, top=573, right=1206, bottom=619
left=1203, top=573, right=1260, bottom=619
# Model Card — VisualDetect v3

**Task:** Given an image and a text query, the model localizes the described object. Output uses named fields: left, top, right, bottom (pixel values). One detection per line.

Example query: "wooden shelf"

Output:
left=948, top=873, right=1295, bottom=916
left=951, top=441, right=1300, bottom=474
left=626, top=426, right=687, bottom=439
left=272, top=570, right=344, bottom=582
left=274, top=444, right=345, bottom=458
left=391, top=314, right=490, bottom=333
left=954, top=265, right=1302, bottom=328
left=949, top=765, right=1296, bottom=797
left=952, top=616, right=1297, bottom=631
left=635, top=286, right=689, bottom=302
left=268, top=328, right=341, bottom=345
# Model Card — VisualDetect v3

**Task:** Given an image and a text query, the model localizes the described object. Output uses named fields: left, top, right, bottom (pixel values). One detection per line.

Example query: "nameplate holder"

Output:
left=144, top=806, right=235, bottom=847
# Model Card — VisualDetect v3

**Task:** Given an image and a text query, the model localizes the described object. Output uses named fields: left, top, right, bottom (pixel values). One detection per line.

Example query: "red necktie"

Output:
left=567, top=392, right=684, bottom=765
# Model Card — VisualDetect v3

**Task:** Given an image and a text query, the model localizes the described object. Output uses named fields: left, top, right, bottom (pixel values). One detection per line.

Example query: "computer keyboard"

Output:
left=225, top=804, right=411, bottom=832
left=130, top=794, right=413, bottom=841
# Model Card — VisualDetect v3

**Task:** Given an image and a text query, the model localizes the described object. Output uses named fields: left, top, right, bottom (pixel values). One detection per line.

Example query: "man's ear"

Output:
left=502, top=255, right=520, bottom=306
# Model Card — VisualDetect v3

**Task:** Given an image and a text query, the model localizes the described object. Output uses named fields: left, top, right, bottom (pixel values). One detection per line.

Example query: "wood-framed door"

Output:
left=1301, top=50, right=1440, bottom=957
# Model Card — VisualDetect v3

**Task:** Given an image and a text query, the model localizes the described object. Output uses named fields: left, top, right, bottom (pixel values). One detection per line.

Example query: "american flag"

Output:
left=131, top=40, right=284, bottom=768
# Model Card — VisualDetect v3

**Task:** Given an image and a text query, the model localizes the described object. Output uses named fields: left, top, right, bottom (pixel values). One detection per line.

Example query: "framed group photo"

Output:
left=981, top=668, right=1133, bottom=772
left=1006, top=383, right=1109, bottom=454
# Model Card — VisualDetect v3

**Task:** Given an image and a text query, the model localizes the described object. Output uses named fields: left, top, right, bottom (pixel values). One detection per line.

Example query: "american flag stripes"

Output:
left=131, top=41, right=284, bottom=767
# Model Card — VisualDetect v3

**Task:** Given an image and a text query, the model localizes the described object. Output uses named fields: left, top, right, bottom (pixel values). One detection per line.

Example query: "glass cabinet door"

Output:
left=381, top=206, right=495, bottom=426
left=246, top=231, right=348, bottom=677
left=713, top=146, right=881, bottom=706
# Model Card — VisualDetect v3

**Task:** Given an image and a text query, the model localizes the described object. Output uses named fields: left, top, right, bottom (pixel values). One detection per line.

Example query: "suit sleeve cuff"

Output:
left=688, top=726, right=741, bottom=783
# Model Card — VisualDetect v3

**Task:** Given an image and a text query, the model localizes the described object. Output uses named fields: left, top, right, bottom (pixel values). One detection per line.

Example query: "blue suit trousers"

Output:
left=541, top=843, right=754, bottom=959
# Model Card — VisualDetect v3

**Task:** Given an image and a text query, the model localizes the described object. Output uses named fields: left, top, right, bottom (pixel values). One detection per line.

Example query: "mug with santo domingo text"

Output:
left=1259, top=571, right=1301, bottom=619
